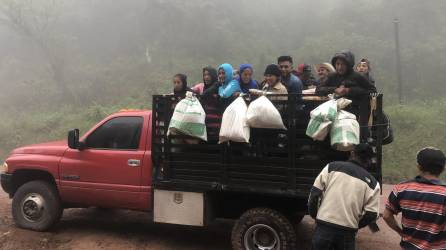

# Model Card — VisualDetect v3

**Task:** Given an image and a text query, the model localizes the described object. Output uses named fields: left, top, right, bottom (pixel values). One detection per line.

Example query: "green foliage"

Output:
left=0, top=97, right=150, bottom=161
left=383, top=100, right=446, bottom=182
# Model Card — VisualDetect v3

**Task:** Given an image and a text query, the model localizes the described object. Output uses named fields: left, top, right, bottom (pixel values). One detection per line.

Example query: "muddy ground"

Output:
left=0, top=185, right=401, bottom=250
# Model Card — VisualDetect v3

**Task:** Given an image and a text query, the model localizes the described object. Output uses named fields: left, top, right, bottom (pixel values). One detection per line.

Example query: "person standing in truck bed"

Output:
left=316, top=50, right=376, bottom=140
left=278, top=55, right=303, bottom=95
left=172, top=73, right=192, bottom=97
left=356, top=58, right=376, bottom=86
left=192, top=66, right=218, bottom=96
left=261, top=64, right=288, bottom=101
left=234, top=63, right=259, bottom=96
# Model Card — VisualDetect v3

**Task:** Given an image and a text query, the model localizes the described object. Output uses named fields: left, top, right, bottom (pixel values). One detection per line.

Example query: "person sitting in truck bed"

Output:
left=316, top=50, right=377, bottom=140
left=172, top=73, right=193, bottom=97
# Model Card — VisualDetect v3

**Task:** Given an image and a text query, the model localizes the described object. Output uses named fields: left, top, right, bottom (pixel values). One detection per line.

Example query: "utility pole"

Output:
left=394, top=18, right=403, bottom=104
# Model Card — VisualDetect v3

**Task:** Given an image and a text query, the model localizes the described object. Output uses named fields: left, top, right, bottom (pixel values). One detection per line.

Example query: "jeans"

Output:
left=312, top=223, right=357, bottom=250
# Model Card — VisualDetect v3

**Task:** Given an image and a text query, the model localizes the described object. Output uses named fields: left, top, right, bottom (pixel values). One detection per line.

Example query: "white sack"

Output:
left=246, top=96, right=286, bottom=129
left=306, top=99, right=338, bottom=140
left=330, top=110, right=360, bottom=151
left=168, top=92, right=207, bottom=141
left=219, top=97, right=250, bottom=143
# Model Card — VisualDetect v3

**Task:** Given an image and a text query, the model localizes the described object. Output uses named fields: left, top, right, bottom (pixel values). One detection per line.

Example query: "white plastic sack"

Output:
left=305, top=98, right=353, bottom=141
left=336, top=97, right=352, bottom=110
left=330, top=110, right=360, bottom=151
left=168, top=92, right=207, bottom=141
left=306, top=99, right=338, bottom=140
left=219, top=97, right=250, bottom=143
left=246, top=96, right=286, bottom=129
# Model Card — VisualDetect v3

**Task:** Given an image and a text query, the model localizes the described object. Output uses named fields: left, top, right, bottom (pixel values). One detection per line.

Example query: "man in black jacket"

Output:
left=316, top=50, right=376, bottom=141
left=308, top=143, right=380, bottom=250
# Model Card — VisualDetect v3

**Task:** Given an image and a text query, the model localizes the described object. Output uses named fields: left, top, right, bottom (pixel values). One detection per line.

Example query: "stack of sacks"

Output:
left=306, top=97, right=359, bottom=151
left=219, top=96, right=287, bottom=143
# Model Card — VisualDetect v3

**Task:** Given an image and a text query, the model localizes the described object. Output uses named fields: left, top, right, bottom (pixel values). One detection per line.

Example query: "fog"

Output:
left=0, top=0, right=446, bottom=168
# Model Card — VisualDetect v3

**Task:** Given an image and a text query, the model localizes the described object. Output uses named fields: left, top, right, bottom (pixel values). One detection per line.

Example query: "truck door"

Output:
left=59, top=116, right=147, bottom=209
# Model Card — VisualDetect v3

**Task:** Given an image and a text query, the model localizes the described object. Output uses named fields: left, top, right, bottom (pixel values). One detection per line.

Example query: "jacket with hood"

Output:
left=361, top=72, right=376, bottom=87
left=316, top=50, right=376, bottom=99
left=218, top=63, right=242, bottom=99
left=192, top=66, right=218, bottom=96
left=317, top=50, right=377, bottom=142
left=237, top=64, right=259, bottom=94
left=198, top=67, right=222, bottom=142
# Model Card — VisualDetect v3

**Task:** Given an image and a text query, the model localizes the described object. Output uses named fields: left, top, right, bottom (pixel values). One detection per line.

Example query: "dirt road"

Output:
left=0, top=185, right=401, bottom=250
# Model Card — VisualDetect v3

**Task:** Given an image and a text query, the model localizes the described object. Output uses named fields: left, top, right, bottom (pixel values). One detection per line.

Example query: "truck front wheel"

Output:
left=12, top=180, right=62, bottom=231
left=231, top=207, right=296, bottom=250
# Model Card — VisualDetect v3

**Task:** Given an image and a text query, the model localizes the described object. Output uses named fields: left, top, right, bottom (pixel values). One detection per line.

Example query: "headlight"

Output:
left=1, top=162, right=8, bottom=173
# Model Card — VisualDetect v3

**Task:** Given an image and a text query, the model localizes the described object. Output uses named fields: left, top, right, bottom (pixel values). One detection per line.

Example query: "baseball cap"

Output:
left=417, top=147, right=446, bottom=169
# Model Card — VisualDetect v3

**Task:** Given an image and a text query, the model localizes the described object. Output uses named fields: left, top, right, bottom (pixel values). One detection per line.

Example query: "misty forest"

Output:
left=0, top=0, right=445, bottom=182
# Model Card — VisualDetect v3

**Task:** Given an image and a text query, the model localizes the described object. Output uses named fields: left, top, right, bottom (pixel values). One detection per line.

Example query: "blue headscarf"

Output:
left=237, top=64, right=258, bottom=94
left=218, top=63, right=241, bottom=98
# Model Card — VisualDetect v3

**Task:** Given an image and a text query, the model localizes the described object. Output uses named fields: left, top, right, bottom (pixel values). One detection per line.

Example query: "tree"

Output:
left=0, top=0, right=72, bottom=100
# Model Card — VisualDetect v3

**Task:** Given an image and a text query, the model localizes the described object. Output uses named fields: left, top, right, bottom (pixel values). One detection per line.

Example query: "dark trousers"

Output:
left=312, top=223, right=357, bottom=250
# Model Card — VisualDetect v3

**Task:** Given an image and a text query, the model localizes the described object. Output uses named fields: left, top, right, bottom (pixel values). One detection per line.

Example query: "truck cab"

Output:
left=1, top=110, right=154, bottom=231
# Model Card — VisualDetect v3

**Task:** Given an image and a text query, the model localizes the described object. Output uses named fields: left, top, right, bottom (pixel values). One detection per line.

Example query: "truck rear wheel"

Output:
left=231, top=207, right=296, bottom=250
left=12, top=180, right=62, bottom=231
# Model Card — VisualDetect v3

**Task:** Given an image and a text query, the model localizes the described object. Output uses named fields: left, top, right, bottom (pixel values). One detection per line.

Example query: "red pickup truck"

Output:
left=1, top=110, right=154, bottom=228
left=1, top=94, right=385, bottom=250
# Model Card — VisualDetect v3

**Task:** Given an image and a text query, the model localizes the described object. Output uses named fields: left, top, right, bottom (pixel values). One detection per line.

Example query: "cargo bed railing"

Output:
left=151, top=93, right=384, bottom=197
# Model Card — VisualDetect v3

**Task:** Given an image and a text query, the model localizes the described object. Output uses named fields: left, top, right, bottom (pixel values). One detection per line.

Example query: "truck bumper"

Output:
left=0, top=173, right=13, bottom=195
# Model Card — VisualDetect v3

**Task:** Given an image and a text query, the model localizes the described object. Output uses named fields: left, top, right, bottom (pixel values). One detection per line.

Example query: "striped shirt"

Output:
left=386, top=176, right=446, bottom=250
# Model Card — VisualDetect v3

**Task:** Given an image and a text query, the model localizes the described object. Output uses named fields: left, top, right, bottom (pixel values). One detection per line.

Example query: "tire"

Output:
left=231, top=207, right=296, bottom=250
left=12, top=180, right=63, bottom=231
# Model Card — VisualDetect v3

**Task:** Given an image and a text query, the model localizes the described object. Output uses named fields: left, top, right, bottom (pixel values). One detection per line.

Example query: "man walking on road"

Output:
left=383, top=147, right=446, bottom=250
left=308, top=143, right=380, bottom=250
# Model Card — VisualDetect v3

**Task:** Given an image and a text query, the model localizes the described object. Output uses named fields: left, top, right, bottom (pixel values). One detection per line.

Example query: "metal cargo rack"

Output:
left=151, top=93, right=384, bottom=198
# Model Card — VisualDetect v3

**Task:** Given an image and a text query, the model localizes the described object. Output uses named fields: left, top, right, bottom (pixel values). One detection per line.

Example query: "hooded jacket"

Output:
left=237, top=64, right=259, bottom=94
left=317, top=50, right=377, bottom=141
left=218, top=63, right=242, bottom=98
left=361, top=72, right=376, bottom=86
left=316, top=50, right=376, bottom=99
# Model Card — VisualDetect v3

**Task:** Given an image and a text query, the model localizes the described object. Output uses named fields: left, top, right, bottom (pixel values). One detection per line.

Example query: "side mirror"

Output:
left=78, top=141, right=86, bottom=151
left=68, top=129, right=80, bottom=150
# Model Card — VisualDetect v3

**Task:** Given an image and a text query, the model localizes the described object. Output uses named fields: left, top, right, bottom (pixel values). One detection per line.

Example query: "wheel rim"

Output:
left=21, top=193, right=45, bottom=222
left=243, top=224, right=280, bottom=250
